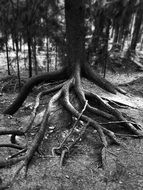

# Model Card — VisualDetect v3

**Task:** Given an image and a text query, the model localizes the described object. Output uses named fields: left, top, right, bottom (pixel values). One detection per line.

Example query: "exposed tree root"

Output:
left=84, top=90, right=143, bottom=136
left=0, top=128, right=24, bottom=136
left=0, top=89, right=62, bottom=189
left=0, top=65, right=143, bottom=188
left=0, top=144, right=24, bottom=150
left=3, top=68, right=67, bottom=115
left=82, top=63, right=127, bottom=94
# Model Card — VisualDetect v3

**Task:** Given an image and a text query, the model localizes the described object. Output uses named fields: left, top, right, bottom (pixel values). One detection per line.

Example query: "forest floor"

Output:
left=1, top=65, right=143, bottom=189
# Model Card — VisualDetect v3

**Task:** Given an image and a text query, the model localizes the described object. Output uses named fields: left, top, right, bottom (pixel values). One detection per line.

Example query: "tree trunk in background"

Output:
left=15, top=40, right=21, bottom=90
left=5, top=33, right=11, bottom=75
left=46, top=37, right=50, bottom=72
left=27, top=37, right=32, bottom=77
left=12, top=35, right=15, bottom=51
left=55, top=44, right=58, bottom=70
left=92, top=11, right=104, bottom=55
left=19, top=35, right=22, bottom=52
left=32, top=37, right=38, bottom=75
left=140, top=38, right=143, bottom=51
left=113, top=25, right=119, bottom=44
left=130, top=1, right=143, bottom=51
left=102, top=20, right=110, bottom=78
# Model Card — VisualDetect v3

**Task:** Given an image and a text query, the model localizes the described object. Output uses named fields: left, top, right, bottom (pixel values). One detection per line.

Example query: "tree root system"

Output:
left=0, top=64, right=143, bottom=189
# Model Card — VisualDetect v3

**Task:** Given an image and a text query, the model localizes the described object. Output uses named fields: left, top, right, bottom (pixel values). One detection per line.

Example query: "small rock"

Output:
left=65, top=175, right=70, bottom=179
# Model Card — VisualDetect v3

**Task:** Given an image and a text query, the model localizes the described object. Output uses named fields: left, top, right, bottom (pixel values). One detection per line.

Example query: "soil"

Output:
left=1, top=69, right=143, bottom=190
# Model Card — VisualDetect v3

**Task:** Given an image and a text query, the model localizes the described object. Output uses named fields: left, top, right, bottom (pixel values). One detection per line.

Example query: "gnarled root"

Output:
left=0, top=88, right=62, bottom=189
left=0, top=64, right=143, bottom=188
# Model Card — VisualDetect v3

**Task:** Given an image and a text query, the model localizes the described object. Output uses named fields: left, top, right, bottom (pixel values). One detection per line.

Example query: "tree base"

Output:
left=0, top=64, right=143, bottom=189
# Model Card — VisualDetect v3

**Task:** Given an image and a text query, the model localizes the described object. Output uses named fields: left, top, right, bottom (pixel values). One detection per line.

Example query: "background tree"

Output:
left=0, top=0, right=12, bottom=75
left=130, top=0, right=143, bottom=51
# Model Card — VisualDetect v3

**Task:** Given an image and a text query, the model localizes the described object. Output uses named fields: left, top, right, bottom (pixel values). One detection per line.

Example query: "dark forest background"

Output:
left=0, top=0, right=143, bottom=86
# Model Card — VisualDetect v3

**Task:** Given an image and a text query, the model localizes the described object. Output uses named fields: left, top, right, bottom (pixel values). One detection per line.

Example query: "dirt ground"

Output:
left=1, top=70, right=143, bottom=190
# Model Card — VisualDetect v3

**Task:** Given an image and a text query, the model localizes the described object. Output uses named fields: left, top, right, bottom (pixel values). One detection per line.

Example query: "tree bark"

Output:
left=102, top=20, right=110, bottom=78
left=65, top=0, right=86, bottom=74
left=15, top=39, right=21, bottom=90
left=130, top=1, right=143, bottom=51
left=5, top=33, right=11, bottom=75
left=55, top=44, right=58, bottom=70
left=32, top=37, right=38, bottom=75
left=46, top=37, right=50, bottom=72
left=27, top=36, right=32, bottom=78
left=113, top=25, right=119, bottom=44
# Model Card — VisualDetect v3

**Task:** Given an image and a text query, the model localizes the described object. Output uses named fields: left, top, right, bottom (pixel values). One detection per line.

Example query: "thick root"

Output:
left=0, top=65, right=142, bottom=188
left=85, top=90, right=143, bottom=136
left=3, top=68, right=67, bottom=115
left=0, top=88, right=63, bottom=188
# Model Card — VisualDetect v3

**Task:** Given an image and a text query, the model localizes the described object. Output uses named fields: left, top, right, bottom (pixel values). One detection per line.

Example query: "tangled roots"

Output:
left=0, top=65, right=143, bottom=189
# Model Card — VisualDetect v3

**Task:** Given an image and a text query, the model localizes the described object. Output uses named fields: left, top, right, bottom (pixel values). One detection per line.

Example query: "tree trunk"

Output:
left=130, top=1, right=143, bottom=51
left=65, top=0, right=85, bottom=73
left=5, top=34, right=11, bottom=75
left=15, top=40, right=21, bottom=90
left=92, top=10, right=104, bottom=55
left=102, top=20, right=110, bottom=78
left=113, top=25, right=119, bottom=44
left=140, top=38, right=143, bottom=51
left=19, top=35, right=22, bottom=52
left=46, top=37, right=50, bottom=72
left=55, top=44, right=58, bottom=70
left=27, top=37, right=32, bottom=78
left=12, top=35, right=15, bottom=51
left=32, top=37, right=38, bottom=75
